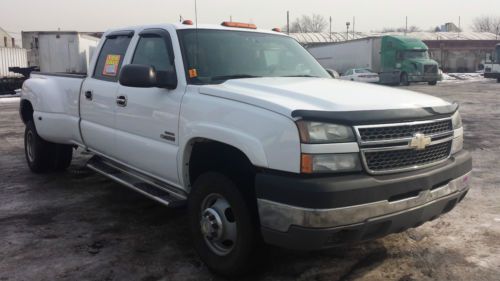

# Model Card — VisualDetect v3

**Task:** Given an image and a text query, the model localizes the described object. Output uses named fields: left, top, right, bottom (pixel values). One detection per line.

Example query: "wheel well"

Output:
left=186, top=139, right=256, bottom=190
left=20, top=100, right=34, bottom=124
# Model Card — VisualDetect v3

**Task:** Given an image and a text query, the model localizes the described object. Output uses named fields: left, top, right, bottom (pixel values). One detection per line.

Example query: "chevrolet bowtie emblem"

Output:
left=409, top=133, right=431, bottom=150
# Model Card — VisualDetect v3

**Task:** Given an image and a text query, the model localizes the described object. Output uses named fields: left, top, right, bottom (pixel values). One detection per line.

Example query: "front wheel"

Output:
left=428, top=81, right=437, bottom=86
left=188, top=172, right=258, bottom=276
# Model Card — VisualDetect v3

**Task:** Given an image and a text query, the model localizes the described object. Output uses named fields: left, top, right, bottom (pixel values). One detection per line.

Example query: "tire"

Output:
left=188, top=172, right=258, bottom=276
left=24, top=120, right=73, bottom=173
left=428, top=81, right=437, bottom=86
left=400, top=72, right=410, bottom=86
left=497, top=78, right=500, bottom=83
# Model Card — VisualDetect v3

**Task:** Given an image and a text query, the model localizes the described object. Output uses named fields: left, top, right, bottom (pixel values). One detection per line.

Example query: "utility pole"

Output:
left=353, top=16, right=355, bottom=37
left=459, top=16, right=462, bottom=39
left=287, top=11, right=290, bottom=35
left=346, top=22, right=350, bottom=41
left=405, top=16, right=408, bottom=36
left=329, top=16, right=332, bottom=42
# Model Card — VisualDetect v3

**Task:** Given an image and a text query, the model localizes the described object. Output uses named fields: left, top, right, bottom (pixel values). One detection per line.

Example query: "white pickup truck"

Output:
left=20, top=21, right=472, bottom=276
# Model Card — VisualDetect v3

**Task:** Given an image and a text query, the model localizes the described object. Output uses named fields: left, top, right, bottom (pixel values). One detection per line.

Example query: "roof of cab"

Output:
left=103, top=23, right=286, bottom=37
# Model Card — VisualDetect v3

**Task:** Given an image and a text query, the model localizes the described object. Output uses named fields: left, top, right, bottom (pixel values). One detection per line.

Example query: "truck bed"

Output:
left=22, top=72, right=86, bottom=145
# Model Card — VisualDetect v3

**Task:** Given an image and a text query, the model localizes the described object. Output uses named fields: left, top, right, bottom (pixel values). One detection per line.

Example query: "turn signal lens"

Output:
left=301, top=154, right=314, bottom=174
left=301, top=153, right=362, bottom=174
left=182, top=20, right=194, bottom=25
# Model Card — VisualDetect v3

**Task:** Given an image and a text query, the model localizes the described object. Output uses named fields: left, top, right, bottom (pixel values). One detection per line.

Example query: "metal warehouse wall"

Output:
left=0, top=47, right=28, bottom=77
left=421, top=40, right=500, bottom=73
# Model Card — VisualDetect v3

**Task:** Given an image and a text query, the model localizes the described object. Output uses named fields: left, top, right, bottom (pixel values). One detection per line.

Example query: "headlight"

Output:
left=297, top=121, right=355, bottom=143
left=301, top=153, right=362, bottom=173
left=452, top=111, right=462, bottom=129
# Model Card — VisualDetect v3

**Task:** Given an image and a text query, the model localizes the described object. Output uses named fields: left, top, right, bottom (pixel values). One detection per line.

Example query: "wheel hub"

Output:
left=199, top=193, right=237, bottom=256
left=201, top=208, right=223, bottom=240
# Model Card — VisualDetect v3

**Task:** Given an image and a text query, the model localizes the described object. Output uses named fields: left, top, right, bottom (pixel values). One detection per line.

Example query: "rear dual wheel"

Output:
left=25, top=120, right=73, bottom=173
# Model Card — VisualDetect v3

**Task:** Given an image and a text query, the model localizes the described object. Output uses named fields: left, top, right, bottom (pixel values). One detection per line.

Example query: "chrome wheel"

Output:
left=26, top=130, right=34, bottom=162
left=200, top=193, right=237, bottom=256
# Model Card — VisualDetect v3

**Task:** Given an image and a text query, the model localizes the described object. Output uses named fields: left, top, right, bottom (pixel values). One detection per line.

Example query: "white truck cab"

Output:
left=19, top=21, right=472, bottom=276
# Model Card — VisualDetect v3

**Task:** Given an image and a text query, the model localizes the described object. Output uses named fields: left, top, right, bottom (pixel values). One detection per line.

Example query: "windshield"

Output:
left=355, top=69, right=371, bottom=73
left=402, top=50, right=429, bottom=60
left=177, top=29, right=330, bottom=84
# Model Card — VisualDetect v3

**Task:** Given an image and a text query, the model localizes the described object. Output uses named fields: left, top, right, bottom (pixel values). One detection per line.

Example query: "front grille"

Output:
left=424, top=65, right=438, bottom=74
left=364, top=141, right=451, bottom=172
left=358, top=119, right=452, bottom=142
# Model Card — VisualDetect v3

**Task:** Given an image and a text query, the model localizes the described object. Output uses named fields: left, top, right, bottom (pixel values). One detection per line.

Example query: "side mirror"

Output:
left=325, top=68, right=340, bottom=79
left=119, top=64, right=177, bottom=89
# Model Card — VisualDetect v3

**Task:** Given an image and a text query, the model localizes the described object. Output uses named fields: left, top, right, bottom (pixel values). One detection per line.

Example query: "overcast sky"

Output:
left=1, top=0, right=499, bottom=37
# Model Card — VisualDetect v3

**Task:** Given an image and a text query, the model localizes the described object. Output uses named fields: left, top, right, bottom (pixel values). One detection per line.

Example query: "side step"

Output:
left=86, top=156, right=187, bottom=207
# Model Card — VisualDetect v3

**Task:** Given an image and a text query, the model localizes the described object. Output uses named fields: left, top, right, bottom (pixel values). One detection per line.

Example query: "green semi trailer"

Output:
left=309, top=35, right=441, bottom=86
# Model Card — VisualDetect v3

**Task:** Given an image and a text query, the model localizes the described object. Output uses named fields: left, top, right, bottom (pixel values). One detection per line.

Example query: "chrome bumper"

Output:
left=258, top=172, right=471, bottom=232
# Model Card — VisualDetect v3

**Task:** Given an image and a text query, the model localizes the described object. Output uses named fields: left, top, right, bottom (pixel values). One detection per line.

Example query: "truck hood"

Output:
left=200, top=77, right=451, bottom=120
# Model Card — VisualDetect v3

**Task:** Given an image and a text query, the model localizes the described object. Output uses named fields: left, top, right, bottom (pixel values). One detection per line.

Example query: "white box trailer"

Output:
left=0, top=47, right=28, bottom=77
left=22, top=31, right=100, bottom=73
left=307, top=37, right=382, bottom=75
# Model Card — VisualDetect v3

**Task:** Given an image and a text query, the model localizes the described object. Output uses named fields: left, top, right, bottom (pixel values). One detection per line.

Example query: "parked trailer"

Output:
left=0, top=47, right=28, bottom=95
left=308, top=35, right=441, bottom=86
left=22, top=31, right=100, bottom=74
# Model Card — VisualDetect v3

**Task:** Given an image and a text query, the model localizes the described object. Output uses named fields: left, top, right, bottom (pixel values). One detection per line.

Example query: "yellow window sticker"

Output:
left=188, top=68, right=198, bottom=78
left=102, top=54, right=121, bottom=76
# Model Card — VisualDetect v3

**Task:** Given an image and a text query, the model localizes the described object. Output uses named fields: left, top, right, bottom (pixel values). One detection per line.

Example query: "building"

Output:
left=291, top=31, right=500, bottom=72
left=0, top=27, right=16, bottom=48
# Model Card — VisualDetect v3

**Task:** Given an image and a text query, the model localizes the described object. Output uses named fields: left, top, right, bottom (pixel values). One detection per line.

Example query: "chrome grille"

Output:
left=355, top=118, right=454, bottom=174
left=424, top=65, right=438, bottom=74
left=358, top=119, right=452, bottom=142
left=364, top=141, right=451, bottom=172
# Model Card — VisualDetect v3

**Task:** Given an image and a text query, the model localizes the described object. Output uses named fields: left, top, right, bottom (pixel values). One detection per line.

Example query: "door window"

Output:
left=132, top=36, right=174, bottom=72
left=93, top=35, right=132, bottom=81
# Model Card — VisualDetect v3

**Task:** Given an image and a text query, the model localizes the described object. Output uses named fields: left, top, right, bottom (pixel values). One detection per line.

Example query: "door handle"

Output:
left=116, top=95, right=127, bottom=107
left=84, top=90, right=93, bottom=100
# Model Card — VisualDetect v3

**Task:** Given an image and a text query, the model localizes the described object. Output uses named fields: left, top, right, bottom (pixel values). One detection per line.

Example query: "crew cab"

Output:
left=19, top=21, right=472, bottom=276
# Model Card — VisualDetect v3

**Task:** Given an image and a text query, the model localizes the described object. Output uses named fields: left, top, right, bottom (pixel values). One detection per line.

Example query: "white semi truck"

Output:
left=484, top=43, right=500, bottom=83
left=20, top=22, right=471, bottom=276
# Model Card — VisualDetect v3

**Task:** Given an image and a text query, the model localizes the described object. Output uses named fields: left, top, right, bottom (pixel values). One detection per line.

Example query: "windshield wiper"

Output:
left=281, top=74, right=320, bottom=78
left=211, top=74, right=262, bottom=81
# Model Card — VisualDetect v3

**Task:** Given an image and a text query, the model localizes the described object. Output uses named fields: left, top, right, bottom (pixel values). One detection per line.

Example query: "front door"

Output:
left=113, top=28, right=185, bottom=186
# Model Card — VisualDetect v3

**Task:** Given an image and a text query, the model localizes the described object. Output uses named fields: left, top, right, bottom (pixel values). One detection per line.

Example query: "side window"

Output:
left=93, top=35, right=132, bottom=81
left=132, top=36, right=174, bottom=72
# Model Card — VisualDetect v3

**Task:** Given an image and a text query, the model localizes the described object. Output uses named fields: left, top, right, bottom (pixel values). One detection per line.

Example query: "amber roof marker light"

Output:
left=221, top=21, right=257, bottom=29
left=182, top=20, right=194, bottom=25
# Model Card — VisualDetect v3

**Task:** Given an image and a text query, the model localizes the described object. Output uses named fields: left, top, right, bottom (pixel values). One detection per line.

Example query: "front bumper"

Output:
left=484, top=72, right=500, bottom=79
left=256, top=150, right=472, bottom=250
left=408, top=75, right=440, bottom=82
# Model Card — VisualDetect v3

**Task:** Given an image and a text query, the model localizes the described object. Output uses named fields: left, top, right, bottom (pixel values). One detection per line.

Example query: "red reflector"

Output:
left=221, top=21, right=257, bottom=29
left=272, top=27, right=281, bottom=32
left=182, top=20, right=194, bottom=25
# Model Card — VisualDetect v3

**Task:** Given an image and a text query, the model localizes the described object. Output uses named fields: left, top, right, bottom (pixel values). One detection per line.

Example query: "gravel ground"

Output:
left=0, top=80, right=499, bottom=281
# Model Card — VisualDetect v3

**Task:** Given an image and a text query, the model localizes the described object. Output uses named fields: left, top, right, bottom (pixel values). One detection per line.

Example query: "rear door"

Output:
left=113, top=28, right=185, bottom=185
left=80, top=31, right=133, bottom=158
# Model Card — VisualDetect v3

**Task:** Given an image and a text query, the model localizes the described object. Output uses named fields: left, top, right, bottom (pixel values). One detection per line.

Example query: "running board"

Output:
left=86, top=156, right=187, bottom=207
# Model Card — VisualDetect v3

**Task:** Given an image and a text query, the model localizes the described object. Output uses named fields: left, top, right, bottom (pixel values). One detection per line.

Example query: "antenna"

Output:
left=194, top=0, right=198, bottom=28
left=194, top=0, right=199, bottom=75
